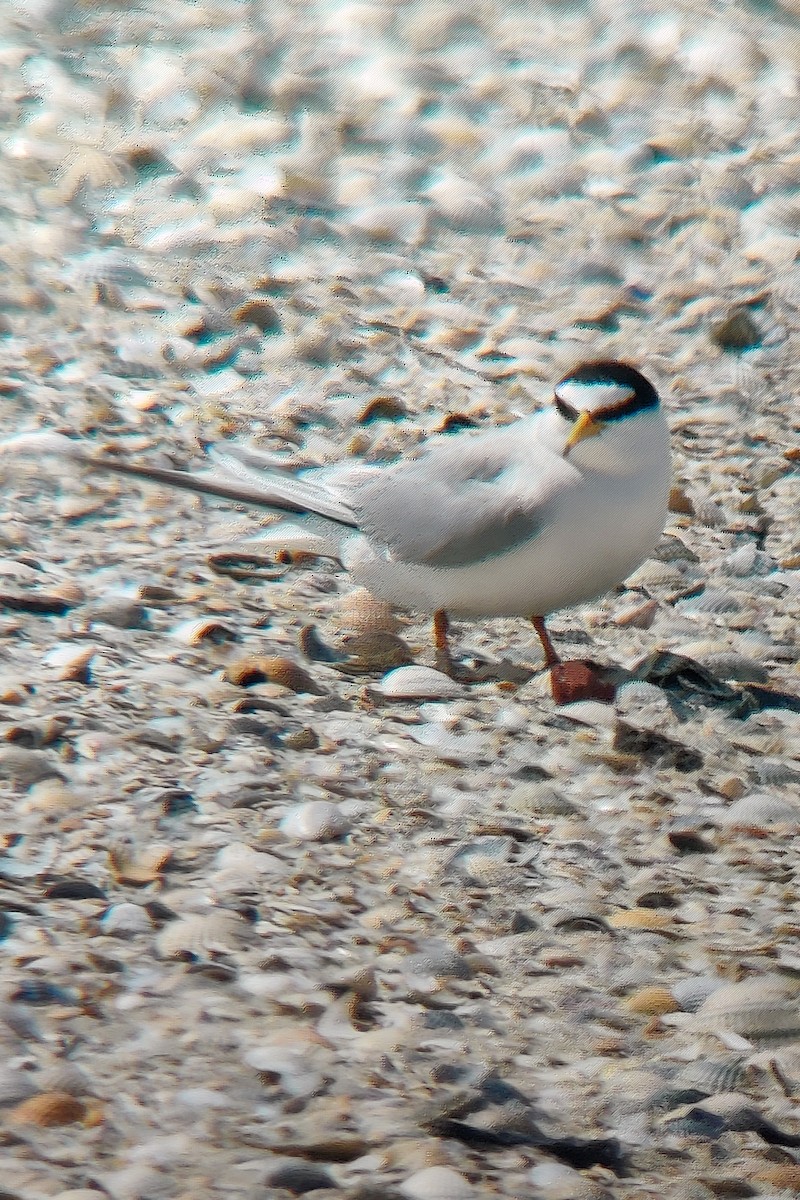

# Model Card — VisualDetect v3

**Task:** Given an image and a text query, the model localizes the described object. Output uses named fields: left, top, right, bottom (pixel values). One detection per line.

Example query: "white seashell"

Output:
left=670, top=975, right=724, bottom=1012
left=349, top=201, right=429, bottom=244
left=213, top=842, right=284, bottom=875
left=425, top=171, right=496, bottom=225
left=279, top=800, right=350, bottom=841
left=399, top=1166, right=475, bottom=1200
left=0, top=1068, right=36, bottom=1105
left=156, top=909, right=248, bottom=959
left=719, top=793, right=800, bottom=827
left=721, top=543, right=775, bottom=578
left=406, top=724, right=492, bottom=761
left=624, top=561, right=685, bottom=591
left=677, top=588, right=742, bottom=616
left=692, top=976, right=800, bottom=1044
left=378, top=666, right=466, bottom=700
left=101, top=903, right=151, bottom=938
left=677, top=1055, right=750, bottom=1094
left=192, top=114, right=289, bottom=151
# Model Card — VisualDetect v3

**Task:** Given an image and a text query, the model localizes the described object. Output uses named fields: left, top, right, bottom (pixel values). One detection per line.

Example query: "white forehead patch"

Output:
left=556, top=381, right=635, bottom=412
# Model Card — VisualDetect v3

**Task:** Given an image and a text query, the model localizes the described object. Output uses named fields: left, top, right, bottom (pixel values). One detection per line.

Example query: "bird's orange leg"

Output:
left=433, top=609, right=456, bottom=676
left=530, top=615, right=617, bottom=705
left=531, top=615, right=560, bottom=668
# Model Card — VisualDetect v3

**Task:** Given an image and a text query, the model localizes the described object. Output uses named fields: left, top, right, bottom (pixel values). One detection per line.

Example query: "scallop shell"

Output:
left=669, top=975, right=723, bottom=1013
left=676, top=1055, right=750, bottom=1094
left=335, top=587, right=400, bottom=634
left=624, top=561, right=685, bottom=592
left=625, top=987, right=680, bottom=1015
left=608, top=909, right=673, bottom=932
left=719, top=792, right=800, bottom=828
left=692, top=976, right=800, bottom=1044
left=676, top=589, right=742, bottom=616
left=156, top=909, right=248, bottom=960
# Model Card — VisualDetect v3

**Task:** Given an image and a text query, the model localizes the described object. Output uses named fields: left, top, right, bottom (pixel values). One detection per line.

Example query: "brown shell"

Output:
left=10, top=1091, right=87, bottom=1127
left=223, top=655, right=324, bottom=694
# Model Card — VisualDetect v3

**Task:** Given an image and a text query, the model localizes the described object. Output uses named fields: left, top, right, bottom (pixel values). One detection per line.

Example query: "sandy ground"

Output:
left=0, top=1, right=799, bottom=1197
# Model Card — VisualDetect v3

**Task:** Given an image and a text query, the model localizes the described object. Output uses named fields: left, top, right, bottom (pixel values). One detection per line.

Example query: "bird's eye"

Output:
left=554, top=394, right=578, bottom=423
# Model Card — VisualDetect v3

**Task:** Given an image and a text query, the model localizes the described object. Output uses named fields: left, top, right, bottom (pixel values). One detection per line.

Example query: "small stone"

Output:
left=282, top=727, right=319, bottom=750
left=280, top=800, right=350, bottom=841
left=266, top=1163, right=335, bottom=1194
left=668, top=485, right=694, bottom=515
left=711, top=307, right=762, bottom=350
left=400, top=1166, right=474, bottom=1200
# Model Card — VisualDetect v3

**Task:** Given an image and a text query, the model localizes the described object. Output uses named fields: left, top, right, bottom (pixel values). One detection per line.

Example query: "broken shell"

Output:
left=223, top=655, right=325, bottom=693
left=719, top=792, right=800, bottom=828
left=677, top=1055, right=750, bottom=1094
left=108, top=844, right=173, bottom=885
left=42, top=643, right=96, bottom=682
left=358, top=394, right=408, bottom=423
left=232, top=298, right=281, bottom=332
left=171, top=617, right=239, bottom=645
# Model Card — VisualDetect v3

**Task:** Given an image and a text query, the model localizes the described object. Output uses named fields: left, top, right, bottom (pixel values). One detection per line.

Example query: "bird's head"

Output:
left=553, top=360, right=663, bottom=466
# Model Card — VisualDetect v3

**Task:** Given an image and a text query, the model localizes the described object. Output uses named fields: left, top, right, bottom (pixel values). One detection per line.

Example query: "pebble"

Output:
left=279, top=800, right=351, bottom=841
left=399, top=1166, right=475, bottom=1200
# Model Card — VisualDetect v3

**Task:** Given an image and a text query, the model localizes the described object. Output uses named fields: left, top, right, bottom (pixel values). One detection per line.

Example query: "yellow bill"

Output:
left=564, top=410, right=605, bottom=456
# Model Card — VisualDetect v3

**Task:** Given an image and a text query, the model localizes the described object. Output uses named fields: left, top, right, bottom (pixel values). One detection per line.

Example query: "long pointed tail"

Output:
left=0, top=431, right=360, bottom=530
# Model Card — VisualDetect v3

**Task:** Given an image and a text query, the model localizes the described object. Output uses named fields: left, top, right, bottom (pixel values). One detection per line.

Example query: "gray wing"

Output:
left=345, top=425, right=567, bottom=569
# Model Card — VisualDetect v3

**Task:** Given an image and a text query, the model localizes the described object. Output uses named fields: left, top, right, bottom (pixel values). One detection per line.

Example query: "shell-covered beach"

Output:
left=0, top=1, right=799, bottom=1196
